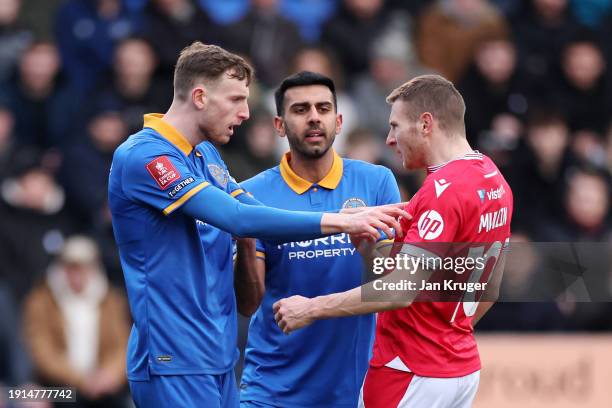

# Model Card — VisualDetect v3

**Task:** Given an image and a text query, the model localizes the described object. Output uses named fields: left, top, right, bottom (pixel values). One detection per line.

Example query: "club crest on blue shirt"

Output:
left=342, top=197, right=366, bottom=209
left=208, top=164, right=228, bottom=187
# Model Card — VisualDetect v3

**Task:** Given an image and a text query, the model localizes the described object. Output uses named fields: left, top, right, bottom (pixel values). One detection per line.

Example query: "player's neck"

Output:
left=426, top=135, right=473, bottom=168
left=288, top=149, right=335, bottom=184
left=162, top=105, right=202, bottom=147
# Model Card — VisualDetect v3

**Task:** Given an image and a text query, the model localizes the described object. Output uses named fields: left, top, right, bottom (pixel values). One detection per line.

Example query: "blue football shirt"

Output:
left=239, top=151, right=400, bottom=407
left=109, top=114, right=245, bottom=380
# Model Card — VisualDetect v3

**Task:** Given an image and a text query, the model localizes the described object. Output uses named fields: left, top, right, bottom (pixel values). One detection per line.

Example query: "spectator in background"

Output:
left=96, top=36, right=170, bottom=135
left=459, top=35, right=530, bottom=147
left=90, top=203, right=124, bottom=288
left=478, top=113, right=523, bottom=170
left=143, top=0, right=220, bottom=77
left=598, top=11, right=612, bottom=108
left=221, top=110, right=279, bottom=182
left=23, top=235, right=130, bottom=408
left=556, top=31, right=610, bottom=134
left=343, top=127, right=383, bottom=164
left=0, top=41, right=80, bottom=149
left=542, top=166, right=611, bottom=241
left=351, top=26, right=427, bottom=138
left=542, top=167, right=612, bottom=331
left=570, top=0, right=612, bottom=27
left=508, top=110, right=575, bottom=235
left=571, top=128, right=609, bottom=168
left=511, top=0, right=583, bottom=97
left=416, top=0, right=509, bottom=82
left=55, top=0, right=143, bottom=91
left=198, top=0, right=249, bottom=25
left=17, top=0, right=63, bottom=40
left=0, top=149, right=77, bottom=302
left=384, top=0, right=430, bottom=15
left=607, top=122, right=612, bottom=171
left=0, top=106, right=18, bottom=181
left=224, top=0, right=303, bottom=88
left=0, top=0, right=32, bottom=83
left=321, top=0, right=389, bottom=80
left=278, top=0, right=338, bottom=43
left=60, top=95, right=127, bottom=228
left=0, top=281, right=32, bottom=388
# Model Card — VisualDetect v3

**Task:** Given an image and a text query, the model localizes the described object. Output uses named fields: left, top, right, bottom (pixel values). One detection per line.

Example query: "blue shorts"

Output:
left=130, top=371, right=239, bottom=408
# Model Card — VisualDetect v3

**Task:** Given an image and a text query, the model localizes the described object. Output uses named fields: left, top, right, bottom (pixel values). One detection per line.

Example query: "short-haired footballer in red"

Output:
left=273, top=74, right=513, bottom=408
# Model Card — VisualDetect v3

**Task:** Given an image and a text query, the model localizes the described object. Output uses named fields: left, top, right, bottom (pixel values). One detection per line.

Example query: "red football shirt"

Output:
left=370, top=152, right=513, bottom=377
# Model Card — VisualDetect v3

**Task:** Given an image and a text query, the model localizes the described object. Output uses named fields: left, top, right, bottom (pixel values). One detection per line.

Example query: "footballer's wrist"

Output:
left=320, top=213, right=346, bottom=235
left=308, top=296, right=328, bottom=320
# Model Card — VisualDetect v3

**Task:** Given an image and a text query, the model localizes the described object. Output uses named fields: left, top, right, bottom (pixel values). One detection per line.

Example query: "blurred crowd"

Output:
left=0, top=0, right=611, bottom=405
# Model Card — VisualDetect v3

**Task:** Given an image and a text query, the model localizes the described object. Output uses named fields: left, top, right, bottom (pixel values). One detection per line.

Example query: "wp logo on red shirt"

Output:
left=146, top=156, right=181, bottom=190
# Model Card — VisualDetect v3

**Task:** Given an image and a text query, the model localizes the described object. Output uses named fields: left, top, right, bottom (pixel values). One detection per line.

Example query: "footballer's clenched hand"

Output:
left=343, top=204, right=410, bottom=241
left=273, top=295, right=316, bottom=334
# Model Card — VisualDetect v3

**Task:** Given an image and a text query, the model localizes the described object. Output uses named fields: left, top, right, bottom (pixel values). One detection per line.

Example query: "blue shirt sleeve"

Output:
left=378, top=167, right=401, bottom=206
left=122, top=143, right=210, bottom=215
left=376, top=167, right=401, bottom=245
left=181, top=186, right=325, bottom=241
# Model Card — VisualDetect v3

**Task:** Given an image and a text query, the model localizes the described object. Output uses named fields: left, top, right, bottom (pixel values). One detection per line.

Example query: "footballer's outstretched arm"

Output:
left=232, top=204, right=408, bottom=317
left=181, top=185, right=408, bottom=241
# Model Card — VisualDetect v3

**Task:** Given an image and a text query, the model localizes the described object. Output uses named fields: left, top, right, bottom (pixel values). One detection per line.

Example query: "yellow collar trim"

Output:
left=279, top=150, right=343, bottom=194
left=143, top=113, right=193, bottom=156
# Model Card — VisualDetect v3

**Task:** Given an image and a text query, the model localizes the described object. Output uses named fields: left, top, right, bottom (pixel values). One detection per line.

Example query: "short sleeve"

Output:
left=227, top=173, right=247, bottom=198
left=255, top=240, right=266, bottom=260
left=122, top=145, right=210, bottom=215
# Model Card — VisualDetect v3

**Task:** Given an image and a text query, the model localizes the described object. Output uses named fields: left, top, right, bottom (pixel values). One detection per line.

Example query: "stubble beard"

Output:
left=285, top=122, right=336, bottom=160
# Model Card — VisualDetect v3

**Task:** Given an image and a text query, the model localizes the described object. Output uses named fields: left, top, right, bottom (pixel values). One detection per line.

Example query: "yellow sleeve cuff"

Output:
left=230, top=188, right=245, bottom=198
left=162, top=182, right=210, bottom=215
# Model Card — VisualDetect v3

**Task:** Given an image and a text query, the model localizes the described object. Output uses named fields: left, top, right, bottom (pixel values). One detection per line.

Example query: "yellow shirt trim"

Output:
left=230, top=189, right=245, bottom=198
left=163, top=182, right=209, bottom=215
left=143, top=113, right=193, bottom=156
left=279, top=150, right=343, bottom=194
left=255, top=251, right=265, bottom=259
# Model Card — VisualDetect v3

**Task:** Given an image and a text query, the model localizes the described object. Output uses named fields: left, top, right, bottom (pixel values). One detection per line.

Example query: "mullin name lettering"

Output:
left=478, top=207, right=508, bottom=233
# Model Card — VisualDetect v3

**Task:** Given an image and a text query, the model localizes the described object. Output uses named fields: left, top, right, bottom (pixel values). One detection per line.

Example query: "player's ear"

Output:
left=420, top=112, right=434, bottom=135
left=335, top=113, right=343, bottom=135
left=273, top=116, right=286, bottom=137
left=192, top=86, right=206, bottom=110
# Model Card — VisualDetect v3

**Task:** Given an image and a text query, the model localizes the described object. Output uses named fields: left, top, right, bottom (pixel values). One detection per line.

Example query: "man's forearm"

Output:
left=234, top=238, right=265, bottom=316
left=310, top=285, right=411, bottom=320
left=274, top=253, right=434, bottom=333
